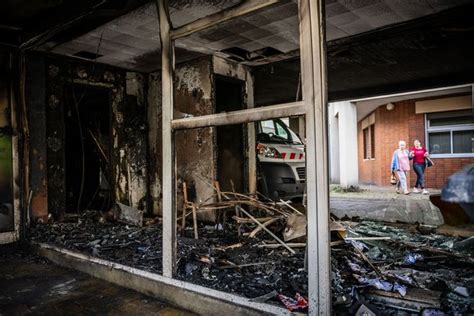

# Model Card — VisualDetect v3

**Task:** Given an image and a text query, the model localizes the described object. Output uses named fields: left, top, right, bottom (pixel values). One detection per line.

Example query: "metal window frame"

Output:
left=425, top=112, right=474, bottom=157
left=157, top=0, right=330, bottom=313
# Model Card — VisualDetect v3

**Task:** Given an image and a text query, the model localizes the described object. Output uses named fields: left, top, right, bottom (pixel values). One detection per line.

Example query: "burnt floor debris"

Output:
left=30, top=201, right=474, bottom=313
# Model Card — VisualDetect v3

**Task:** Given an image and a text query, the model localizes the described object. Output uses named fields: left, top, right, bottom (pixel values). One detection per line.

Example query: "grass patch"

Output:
left=331, top=185, right=364, bottom=193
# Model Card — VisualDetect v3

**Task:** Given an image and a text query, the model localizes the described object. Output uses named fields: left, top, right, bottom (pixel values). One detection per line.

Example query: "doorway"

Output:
left=64, top=85, right=112, bottom=213
left=215, top=76, right=245, bottom=193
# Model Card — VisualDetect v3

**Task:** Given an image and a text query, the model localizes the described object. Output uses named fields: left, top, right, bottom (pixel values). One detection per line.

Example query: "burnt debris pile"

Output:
left=332, top=221, right=474, bottom=314
left=30, top=205, right=473, bottom=313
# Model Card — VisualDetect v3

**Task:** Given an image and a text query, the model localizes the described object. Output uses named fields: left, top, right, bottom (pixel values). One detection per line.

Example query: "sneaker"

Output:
left=403, top=191, right=410, bottom=195
left=413, top=188, right=420, bottom=193
left=422, top=189, right=429, bottom=195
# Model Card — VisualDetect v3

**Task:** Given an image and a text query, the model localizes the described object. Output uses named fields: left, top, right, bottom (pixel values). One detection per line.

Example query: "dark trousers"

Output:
left=413, top=163, right=426, bottom=189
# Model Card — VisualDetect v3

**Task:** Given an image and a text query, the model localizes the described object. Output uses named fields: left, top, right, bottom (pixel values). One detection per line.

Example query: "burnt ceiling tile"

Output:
left=238, top=41, right=266, bottom=53
left=327, top=11, right=360, bottom=27
left=88, top=27, right=124, bottom=42
left=241, top=28, right=273, bottom=41
left=240, top=12, right=273, bottom=28
left=257, top=34, right=295, bottom=53
left=224, top=19, right=258, bottom=34
left=261, top=2, right=298, bottom=22
left=168, top=0, right=242, bottom=27
left=384, top=1, right=435, bottom=20
left=351, top=2, right=396, bottom=20
left=199, top=28, right=236, bottom=42
left=336, top=18, right=373, bottom=36
left=138, top=20, right=160, bottom=33
left=365, top=12, right=403, bottom=29
left=112, top=34, right=158, bottom=51
left=326, top=23, right=350, bottom=41
left=326, top=2, right=350, bottom=18
left=223, top=34, right=254, bottom=47
left=340, top=0, right=381, bottom=11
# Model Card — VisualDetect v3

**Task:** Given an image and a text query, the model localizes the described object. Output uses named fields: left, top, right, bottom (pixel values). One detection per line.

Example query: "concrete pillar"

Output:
left=330, top=101, right=359, bottom=187
left=328, top=103, right=340, bottom=183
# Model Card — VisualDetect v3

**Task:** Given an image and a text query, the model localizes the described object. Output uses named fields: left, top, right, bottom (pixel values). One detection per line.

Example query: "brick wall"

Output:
left=358, top=99, right=474, bottom=189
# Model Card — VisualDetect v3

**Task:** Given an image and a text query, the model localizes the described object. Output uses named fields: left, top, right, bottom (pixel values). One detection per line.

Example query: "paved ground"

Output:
left=0, top=243, right=194, bottom=316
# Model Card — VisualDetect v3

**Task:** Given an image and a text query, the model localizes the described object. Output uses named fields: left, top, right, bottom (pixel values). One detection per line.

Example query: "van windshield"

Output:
left=257, top=119, right=303, bottom=145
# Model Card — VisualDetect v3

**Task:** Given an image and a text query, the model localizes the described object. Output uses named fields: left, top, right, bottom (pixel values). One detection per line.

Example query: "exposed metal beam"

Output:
left=170, top=0, right=281, bottom=40
left=171, top=101, right=305, bottom=130
left=157, top=0, right=176, bottom=278
left=299, top=0, right=331, bottom=314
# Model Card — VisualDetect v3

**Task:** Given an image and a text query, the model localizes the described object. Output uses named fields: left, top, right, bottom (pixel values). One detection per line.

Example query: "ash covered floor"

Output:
left=0, top=243, right=194, bottom=316
left=29, top=211, right=474, bottom=314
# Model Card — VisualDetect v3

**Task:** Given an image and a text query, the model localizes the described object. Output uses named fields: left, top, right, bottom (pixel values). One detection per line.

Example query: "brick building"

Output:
left=330, top=86, right=474, bottom=189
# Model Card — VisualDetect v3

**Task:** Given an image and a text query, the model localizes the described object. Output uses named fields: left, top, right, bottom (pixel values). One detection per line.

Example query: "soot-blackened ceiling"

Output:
left=1, top=0, right=473, bottom=99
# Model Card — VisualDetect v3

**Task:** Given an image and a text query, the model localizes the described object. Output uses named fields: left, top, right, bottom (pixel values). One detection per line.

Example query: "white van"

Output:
left=256, top=119, right=305, bottom=200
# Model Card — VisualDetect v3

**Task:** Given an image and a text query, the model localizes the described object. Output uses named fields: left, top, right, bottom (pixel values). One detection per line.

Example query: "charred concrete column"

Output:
left=174, top=57, right=215, bottom=222
left=26, top=55, right=48, bottom=221
left=147, top=72, right=162, bottom=215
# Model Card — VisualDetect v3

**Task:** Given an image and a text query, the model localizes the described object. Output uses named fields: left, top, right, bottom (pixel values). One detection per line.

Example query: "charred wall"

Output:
left=174, top=57, right=215, bottom=221
left=26, top=55, right=48, bottom=221
left=148, top=57, right=217, bottom=221
left=28, top=54, right=148, bottom=220
left=147, top=72, right=162, bottom=215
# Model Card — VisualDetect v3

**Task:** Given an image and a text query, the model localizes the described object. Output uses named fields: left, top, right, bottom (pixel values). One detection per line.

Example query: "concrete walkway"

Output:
left=0, top=244, right=194, bottom=316
left=330, top=185, right=444, bottom=226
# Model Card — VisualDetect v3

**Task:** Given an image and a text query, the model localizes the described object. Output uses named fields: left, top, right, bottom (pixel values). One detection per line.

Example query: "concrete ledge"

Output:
left=330, top=196, right=444, bottom=226
left=34, top=242, right=293, bottom=316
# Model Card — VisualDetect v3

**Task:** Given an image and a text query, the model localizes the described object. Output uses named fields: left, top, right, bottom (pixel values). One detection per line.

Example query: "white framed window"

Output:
left=426, top=109, right=474, bottom=157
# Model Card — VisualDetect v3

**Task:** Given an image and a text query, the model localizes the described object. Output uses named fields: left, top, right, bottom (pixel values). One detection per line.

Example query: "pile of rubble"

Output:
left=332, top=221, right=473, bottom=314
left=29, top=191, right=473, bottom=313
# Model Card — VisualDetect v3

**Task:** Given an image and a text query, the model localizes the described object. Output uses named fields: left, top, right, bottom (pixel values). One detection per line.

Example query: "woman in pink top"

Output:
left=390, top=140, right=411, bottom=194
left=410, top=139, right=429, bottom=194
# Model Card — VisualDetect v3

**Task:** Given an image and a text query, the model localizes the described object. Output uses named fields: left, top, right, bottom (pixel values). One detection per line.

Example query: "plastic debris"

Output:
left=393, top=283, right=407, bottom=296
left=453, top=286, right=469, bottom=297
left=404, top=253, right=424, bottom=265
left=277, top=293, right=308, bottom=311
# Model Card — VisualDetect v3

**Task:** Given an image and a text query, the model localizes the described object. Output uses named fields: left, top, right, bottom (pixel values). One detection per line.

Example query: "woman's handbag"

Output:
left=425, top=157, right=434, bottom=167
left=390, top=172, right=398, bottom=185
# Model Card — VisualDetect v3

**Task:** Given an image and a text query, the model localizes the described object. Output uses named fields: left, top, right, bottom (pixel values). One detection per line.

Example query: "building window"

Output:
left=426, top=110, right=474, bottom=157
left=363, top=124, right=375, bottom=159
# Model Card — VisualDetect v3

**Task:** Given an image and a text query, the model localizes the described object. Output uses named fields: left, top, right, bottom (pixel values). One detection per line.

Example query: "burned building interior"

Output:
left=1, top=0, right=474, bottom=315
